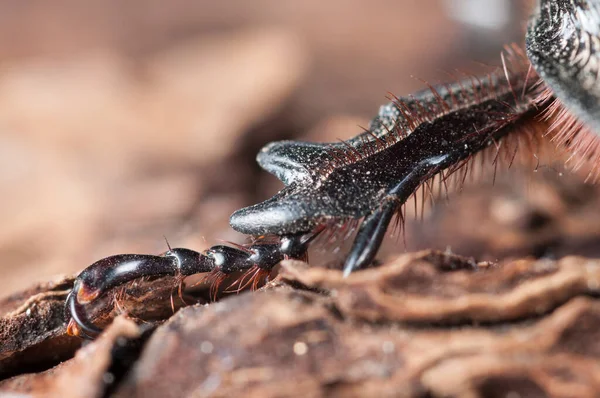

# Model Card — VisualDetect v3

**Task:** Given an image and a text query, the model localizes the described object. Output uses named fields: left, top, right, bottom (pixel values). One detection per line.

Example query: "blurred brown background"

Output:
left=0, top=0, right=527, bottom=296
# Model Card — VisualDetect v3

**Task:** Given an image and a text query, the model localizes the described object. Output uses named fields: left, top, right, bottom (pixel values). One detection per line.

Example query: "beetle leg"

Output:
left=66, top=235, right=313, bottom=338
left=65, top=249, right=214, bottom=337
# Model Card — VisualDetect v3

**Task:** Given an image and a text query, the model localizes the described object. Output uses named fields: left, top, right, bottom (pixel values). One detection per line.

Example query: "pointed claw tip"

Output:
left=230, top=202, right=298, bottom=236
left=342, top=265, right=353, bottom=278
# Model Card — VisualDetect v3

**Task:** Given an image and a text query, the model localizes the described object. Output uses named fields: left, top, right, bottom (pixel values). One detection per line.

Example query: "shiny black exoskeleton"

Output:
left=66, top=0, right=600, bottom=338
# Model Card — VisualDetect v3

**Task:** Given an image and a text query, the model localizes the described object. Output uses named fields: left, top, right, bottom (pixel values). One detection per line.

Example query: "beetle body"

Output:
left=66, top=0, right=600, bottom=338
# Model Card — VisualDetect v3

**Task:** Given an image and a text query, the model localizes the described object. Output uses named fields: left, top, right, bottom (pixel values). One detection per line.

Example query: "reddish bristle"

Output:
left=226, top=265, right=265, bottom=293
left=534, top=85, right=600, bottom=182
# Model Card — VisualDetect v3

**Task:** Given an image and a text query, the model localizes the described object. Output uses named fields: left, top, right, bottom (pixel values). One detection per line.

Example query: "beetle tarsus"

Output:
left=66, top=235, right=312, bottom=338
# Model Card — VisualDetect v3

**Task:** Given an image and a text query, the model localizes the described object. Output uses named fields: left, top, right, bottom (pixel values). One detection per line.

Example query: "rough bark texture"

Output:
left=3, top=252, right=600, bottom=397
left=0, top=276, right=78, bottom=379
